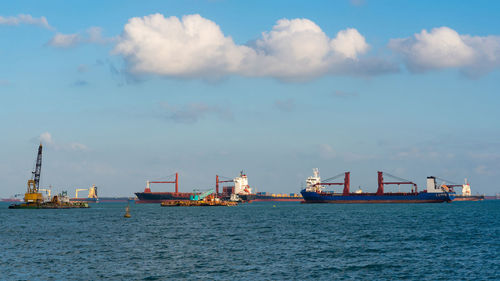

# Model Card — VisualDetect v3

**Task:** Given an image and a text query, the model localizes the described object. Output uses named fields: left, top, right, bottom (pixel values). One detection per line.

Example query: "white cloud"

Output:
left=160, top=102, right=233, bottom=124
left=330, top=28, right=369, bottom=59
left=0, top=14, right=52, bottom=29
left=47, top=33, right=80, bottom=48
left=389, top=26, right=500, bottom=75
left=114, top=14, right=394, bottom=81
left=47, top=27, right=112, bottom=48
left=318, top=144, right=336, bottom=159
left=39, top=132, right=55, bottom=146
left=38, top=132, right=88, bottom=151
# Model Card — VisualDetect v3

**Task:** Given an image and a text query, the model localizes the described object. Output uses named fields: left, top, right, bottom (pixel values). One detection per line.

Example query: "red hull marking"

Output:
left=135, top=199, right=190, bottom=204
left=251, top=198, right=303, bottom=202
left=303, top=200, right=446, bottom=204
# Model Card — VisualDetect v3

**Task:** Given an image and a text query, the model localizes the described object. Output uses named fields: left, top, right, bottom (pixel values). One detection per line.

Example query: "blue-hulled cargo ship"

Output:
left=300, top=169, right=454, bottom=203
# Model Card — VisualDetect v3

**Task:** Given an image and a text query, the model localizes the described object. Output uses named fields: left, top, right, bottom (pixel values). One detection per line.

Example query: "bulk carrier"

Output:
left=301, top=169, right=454, bottom=203
left=135, top=173, right=193, bottom=203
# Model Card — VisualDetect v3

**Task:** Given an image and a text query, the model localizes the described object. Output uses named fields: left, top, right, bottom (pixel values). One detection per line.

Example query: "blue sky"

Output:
left=1, top=0, right=499, bottom=197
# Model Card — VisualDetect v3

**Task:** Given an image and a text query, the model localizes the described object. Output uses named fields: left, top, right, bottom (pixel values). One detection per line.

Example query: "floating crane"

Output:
left=75, top=185, right=98, bottom=199
left=9, top=143, right=90, bottom=209
left=24, top=143, right=44, bottom=203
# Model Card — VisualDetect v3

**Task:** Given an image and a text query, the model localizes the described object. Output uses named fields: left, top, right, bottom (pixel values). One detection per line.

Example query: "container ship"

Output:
left=301, top=169, right=454, bottom=203
left=135, top=173, right=193, bottom=203
left=217, top=172, right=303, bottom=202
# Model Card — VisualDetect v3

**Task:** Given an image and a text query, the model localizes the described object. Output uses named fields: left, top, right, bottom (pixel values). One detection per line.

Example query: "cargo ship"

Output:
left=135, top=173, right=193, bottom=203
left=301, top=169, right=454, bottom=203
left=445, top=179, right=484, bottom=201
left=485, top=194, right=500, bottom=200
left=217, top=172, right=303, bottom=202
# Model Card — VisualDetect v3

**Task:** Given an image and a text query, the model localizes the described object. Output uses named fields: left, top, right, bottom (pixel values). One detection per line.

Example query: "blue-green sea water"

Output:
left=1, top=201, right=499, bottom=280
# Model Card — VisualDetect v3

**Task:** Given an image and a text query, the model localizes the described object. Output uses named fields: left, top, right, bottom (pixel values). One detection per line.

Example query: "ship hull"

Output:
left=239, top=194, right=303, bottom=202
left=453, top=195, right=484, bottom=201
left=301, top=190, right=454, bottom=203
left=135, top=192, right=193, bottom=203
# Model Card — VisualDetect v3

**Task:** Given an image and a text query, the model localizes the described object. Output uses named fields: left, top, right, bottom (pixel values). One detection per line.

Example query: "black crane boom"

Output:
left=32, top=143, right=43, bottom=192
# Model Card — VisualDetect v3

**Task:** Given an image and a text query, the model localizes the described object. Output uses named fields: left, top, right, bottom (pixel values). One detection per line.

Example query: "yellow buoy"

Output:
left=124, top=204, right=131, bottom=218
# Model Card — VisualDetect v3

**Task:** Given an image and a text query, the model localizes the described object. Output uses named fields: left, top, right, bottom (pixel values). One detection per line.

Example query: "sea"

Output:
left=1, top=201, right=499, bottom=280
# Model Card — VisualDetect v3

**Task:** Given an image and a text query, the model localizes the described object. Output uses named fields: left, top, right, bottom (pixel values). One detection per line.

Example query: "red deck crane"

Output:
left=216, top=175, right=234, bottom=196
left=145, top=173, right=179, bottom=193
left=314, top=172, right=350, bottom=195
left=377, top=171, right=417, bottom=195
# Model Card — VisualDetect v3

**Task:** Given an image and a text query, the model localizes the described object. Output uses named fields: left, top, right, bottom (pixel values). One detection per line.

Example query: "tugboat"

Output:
left=9, top=143, right=89, bottom=209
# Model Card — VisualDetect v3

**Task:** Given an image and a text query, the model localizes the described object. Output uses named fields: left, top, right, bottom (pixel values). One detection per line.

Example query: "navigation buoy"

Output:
left=124, top=204, right=131, bottom=218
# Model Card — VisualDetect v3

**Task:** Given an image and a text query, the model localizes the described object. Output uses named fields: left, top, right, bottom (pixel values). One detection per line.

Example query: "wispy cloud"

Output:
left=160, top=102, right=233, bottom=124
left=71, top=80, right=89, bottom=87
left=0, top=79, right=9, bottom=86
left=38, top=132, right=88, bottom=151
left=333, top=90, right=358, bottom=98
left=318, top=144, right=337, bottom=159
left=114, top=13, right=397, bottom=81
left=274, top=99, right=295, bottom=112
left=47, top=27, right=113, bottom=48
left=349, top=0, right=366, bottom=7
left=0, top=14, right=52, bottom=29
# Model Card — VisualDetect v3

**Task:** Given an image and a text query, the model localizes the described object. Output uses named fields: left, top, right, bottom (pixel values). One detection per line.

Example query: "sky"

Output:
left=1, top=0, right=500, bottom=197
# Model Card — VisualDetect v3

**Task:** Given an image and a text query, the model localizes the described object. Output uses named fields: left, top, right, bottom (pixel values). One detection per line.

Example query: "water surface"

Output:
left=1, top=201, right=499, bottom=280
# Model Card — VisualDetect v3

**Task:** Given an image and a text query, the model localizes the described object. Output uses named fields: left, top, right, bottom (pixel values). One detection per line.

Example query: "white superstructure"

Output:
left=462, top=178, right=471, bottom=196
left=305, top=168, right=323, bottom=192
left=234, top=171, right=252, bottom=195
left=427, top=176, right=452, bottom=193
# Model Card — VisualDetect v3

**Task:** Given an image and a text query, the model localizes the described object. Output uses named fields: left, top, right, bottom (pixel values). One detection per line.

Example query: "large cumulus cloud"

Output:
left=389, top=26, right=500, bottom=76
left=114, top=14, right=396, bottom=81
